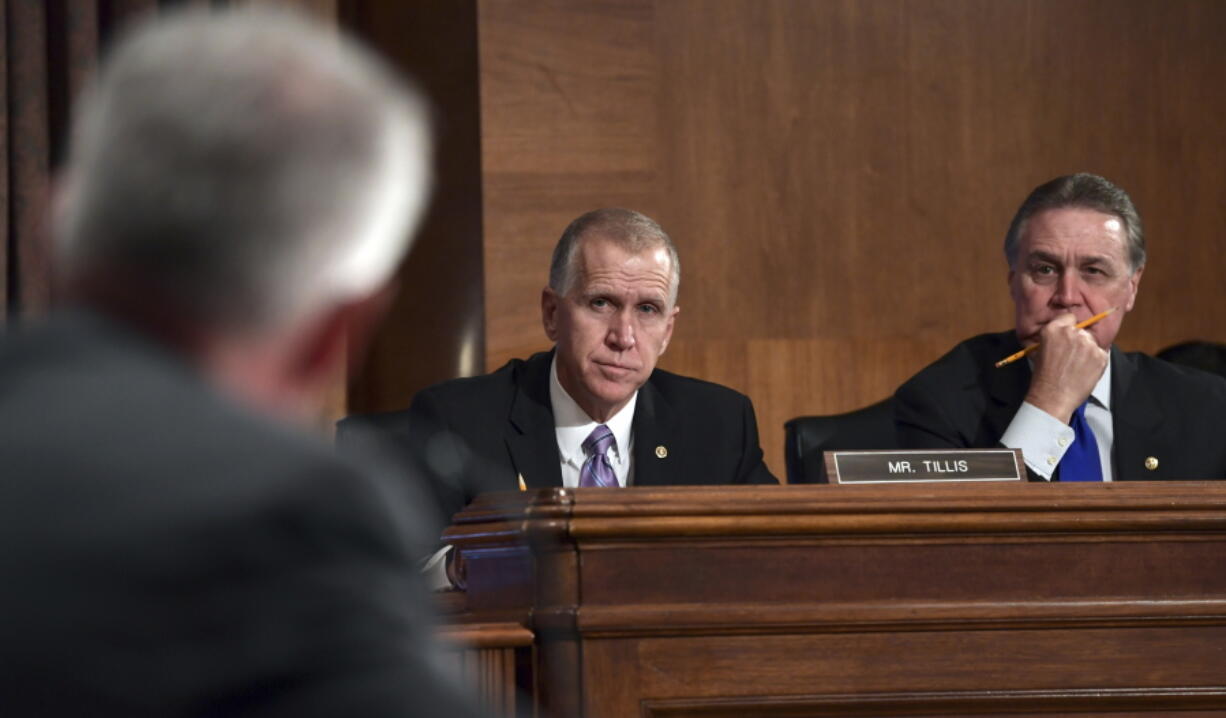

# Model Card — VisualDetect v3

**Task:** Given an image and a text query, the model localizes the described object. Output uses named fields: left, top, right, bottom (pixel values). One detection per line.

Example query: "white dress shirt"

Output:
left=549, top=356, right=637, bottom=487
left=1001, top=357, right=1114, bottom=481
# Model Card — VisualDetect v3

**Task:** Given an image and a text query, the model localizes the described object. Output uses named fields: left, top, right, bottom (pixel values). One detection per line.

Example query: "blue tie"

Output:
left=1060, top=401, right=1103, bottom=482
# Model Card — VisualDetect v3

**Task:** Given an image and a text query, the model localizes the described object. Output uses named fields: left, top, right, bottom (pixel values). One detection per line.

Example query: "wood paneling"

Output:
left=477, top=0, right=661, bottom=366
left=476, top=0, right=1226, bottom=479
left=439, top=621, right=533, bottom=717
left=447, top=483, right=1226, bottom=716
left=342, top=0, right=485, bottom=416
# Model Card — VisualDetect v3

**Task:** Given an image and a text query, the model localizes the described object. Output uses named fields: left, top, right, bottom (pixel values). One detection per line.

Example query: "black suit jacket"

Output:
left=894, top=330, right=1226, bottom=481
left=0, top=311, right=483, bottom=717
left=339, top=350, right=778, bottom=523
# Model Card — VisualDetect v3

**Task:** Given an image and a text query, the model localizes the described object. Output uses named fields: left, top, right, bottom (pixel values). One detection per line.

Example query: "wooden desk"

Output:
left=442, top=483, right=1226, bottom=717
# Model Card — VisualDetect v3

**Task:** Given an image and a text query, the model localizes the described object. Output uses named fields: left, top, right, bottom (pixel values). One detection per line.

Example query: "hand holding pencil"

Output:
left=1010, top=309, right=1116, bottom=424
left=995, top=307, right=1117, bottom=368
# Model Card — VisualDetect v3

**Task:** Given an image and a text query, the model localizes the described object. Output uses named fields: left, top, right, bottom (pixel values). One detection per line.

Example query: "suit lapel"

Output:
left=506, top=352, right=564, bottom=488
left=985, top=332, right=1032, bottom=442
left=1110, top=347, right=1162, bottom=481
left=630, top=376, right=678, bottom=486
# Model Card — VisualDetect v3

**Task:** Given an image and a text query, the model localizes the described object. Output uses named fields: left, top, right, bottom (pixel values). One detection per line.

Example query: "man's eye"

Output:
left=637, top=304, right=659, bottom=314
left=1034, top=265, right=1055, bottom=275
left=590, top=298, right=609, bottom=309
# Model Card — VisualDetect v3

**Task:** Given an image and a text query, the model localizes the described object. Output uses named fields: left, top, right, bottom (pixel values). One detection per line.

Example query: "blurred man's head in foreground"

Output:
left=55, top=6, right=432, bottom=418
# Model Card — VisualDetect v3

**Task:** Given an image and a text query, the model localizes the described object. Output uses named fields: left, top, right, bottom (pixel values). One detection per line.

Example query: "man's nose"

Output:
left=1051, top=271, right=1083, bottom=309
left=606, top=312, right=636, bottom=350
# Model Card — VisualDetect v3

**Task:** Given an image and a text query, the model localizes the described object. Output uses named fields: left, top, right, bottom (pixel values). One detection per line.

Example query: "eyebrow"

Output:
left=1026, top=251, right=1062, bottom=266
left=582, top=287, right=669, bottom=304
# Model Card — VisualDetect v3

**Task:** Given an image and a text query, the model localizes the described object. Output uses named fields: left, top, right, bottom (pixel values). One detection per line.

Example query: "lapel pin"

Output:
left=1144, top=457, right=1158, bottom=471
left=655, top=445, right=668, bottom=459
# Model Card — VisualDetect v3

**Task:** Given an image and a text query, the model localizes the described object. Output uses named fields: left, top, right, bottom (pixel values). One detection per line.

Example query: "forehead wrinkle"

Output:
left=1078, top=254, right=1114, bottom=266
left=1027, top=249, right=1113, bottom=265
left=1025, top=235, right=1129, bottom=265
left=575, top=259, right=672, bottom=299
left=1026, top=211, right=1128, bottom=251
left=580, top=275, right=671, bottom=303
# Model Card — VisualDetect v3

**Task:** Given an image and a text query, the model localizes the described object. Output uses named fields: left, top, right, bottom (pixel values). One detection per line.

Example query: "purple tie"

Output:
left=579, top=424, right=619, bottom=488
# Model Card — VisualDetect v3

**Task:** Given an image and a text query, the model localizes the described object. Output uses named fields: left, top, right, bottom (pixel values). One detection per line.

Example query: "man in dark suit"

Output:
left=341, top=208, right=776, bottom=531
left=895, top=173, right=1226, bottom=481
left=0, top=8, right=482, bottom=716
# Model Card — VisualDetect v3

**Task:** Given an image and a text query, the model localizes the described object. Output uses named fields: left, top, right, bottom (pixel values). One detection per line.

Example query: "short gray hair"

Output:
left=55, top=6, right=432, bottom=331
left=548, top=208, right=680, bottom=305
left=1003, top=173, right=1145, bottom=272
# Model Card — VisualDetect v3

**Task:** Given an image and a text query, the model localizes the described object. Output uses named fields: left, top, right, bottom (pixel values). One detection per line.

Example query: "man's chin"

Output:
left=1015, top=328, right=1041, bottom=347
left=584, top=376, right=642, bottom=409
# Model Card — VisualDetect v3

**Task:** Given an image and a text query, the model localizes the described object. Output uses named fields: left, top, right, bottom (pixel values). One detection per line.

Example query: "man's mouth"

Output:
left=594, top=360, right=638, bottom=375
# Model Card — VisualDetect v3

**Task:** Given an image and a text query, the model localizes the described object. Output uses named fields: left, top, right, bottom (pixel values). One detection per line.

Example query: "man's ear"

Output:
left=293, top=284, right=397, bottom=393
left=659, top=304, right=680, bottom=355
left=1124, top=264, right=1144, bottom=312
left=343, top=282, right=398, bottom=372
left=541, top=287, right=560, bottom=342
left=1006, top=267, right=1023, bottom=304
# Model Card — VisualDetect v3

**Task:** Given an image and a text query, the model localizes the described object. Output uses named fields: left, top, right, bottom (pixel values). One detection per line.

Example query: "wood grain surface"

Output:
left=445, top=482, right=1226, bottom=717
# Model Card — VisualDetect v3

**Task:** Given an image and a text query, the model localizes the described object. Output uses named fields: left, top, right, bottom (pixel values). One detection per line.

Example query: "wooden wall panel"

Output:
left=343, top=0, right=486, bottom=416
left=478, top=0, right=662, bottom=363
left=477, top=0, right=1226, bottom=479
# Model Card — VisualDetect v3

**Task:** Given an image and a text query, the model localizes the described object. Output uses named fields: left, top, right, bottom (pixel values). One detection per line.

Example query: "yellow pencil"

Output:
left=517, top=473, right=527, bottom=491
left=994, top=307, right=1117, bottom=368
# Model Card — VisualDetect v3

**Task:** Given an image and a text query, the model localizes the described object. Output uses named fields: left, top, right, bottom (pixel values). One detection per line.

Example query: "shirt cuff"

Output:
left=1000, top=401, right=1076, bottom=480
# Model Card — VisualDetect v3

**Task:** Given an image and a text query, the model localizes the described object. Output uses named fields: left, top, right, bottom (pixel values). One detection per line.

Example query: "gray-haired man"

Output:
left=341, top=207, right=777, bottom=539
left=895, top=173, right=1226, bottom=482
left=1, top=7, right=483, bottom=716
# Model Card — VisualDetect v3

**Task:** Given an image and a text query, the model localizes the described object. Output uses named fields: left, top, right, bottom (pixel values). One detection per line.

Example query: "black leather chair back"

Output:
left=784, top=398, right=896, bottom=483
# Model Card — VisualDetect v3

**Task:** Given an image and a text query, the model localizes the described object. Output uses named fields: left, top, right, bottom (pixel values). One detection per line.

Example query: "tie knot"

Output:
left=583, top=424, right=615, bottom=457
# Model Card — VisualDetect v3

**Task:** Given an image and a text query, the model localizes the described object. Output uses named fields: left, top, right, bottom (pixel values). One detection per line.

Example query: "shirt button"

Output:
left=1047, top=456, right=1057, bottom=466
left=1058, top=437, right=1070, bottom=447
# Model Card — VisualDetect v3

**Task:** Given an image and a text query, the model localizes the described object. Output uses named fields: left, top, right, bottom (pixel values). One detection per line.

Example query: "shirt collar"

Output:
left=549, top=355, right=637, bottom=468
left=1090, top=353, right=1112, bottom=410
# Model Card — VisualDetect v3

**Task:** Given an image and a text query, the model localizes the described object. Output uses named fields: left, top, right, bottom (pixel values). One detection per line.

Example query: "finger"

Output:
left=1053, top=313, right=1079, bottom=328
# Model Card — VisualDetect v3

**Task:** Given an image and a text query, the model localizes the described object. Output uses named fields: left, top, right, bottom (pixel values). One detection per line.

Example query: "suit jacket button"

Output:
left=1145, top=456, right=1159, bottom=471
left=655, top=445, right=668, bottom=459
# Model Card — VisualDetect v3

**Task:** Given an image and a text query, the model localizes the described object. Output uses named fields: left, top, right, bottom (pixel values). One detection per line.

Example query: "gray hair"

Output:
left=1003, top=173, right=1145, bottom=272
left=548, top=208, right=680, bottom=306
left=55, top=6, right=432, bottom=331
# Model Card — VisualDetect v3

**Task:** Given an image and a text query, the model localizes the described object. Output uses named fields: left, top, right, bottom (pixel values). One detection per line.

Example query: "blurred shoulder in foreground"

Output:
left=0, top=6, right=484, bottom=716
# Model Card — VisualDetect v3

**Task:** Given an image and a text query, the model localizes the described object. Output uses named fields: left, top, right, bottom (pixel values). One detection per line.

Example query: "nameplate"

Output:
left=825, top=449, right=1025, bottom=484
